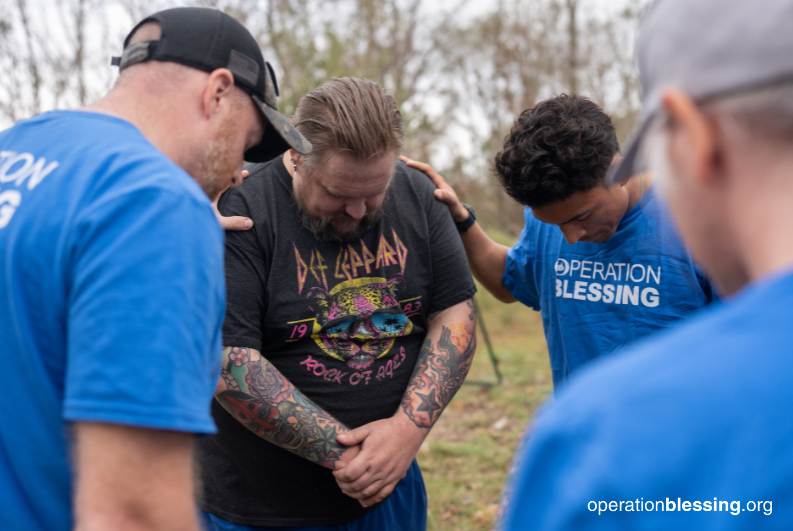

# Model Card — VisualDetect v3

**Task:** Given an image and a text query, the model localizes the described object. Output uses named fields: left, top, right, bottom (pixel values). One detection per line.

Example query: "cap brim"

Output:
left=245, top=96, right=312, bottom=162
left=606, top=99, right=659, bottom=185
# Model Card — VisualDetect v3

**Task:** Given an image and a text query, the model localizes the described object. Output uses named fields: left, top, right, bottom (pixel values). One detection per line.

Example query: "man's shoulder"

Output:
left=223, top=158, right=287, bottom=215
left=90, top=152, right=211, bottom=222
left=391, top=161, right=440, bottom=200
left=509, top=208, right=561, bottom=256
left=2, top=110, right=212, bottom=223
left=245, top=157, right=285, bottom=183
left=20, top=110, right=156, bottom=159
left=521, top=208, right=558, bottom=234
left=629, top=187, right=686, bottom=245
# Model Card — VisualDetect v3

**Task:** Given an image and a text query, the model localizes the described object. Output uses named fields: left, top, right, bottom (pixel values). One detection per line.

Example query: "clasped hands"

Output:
left=333, top=412, right=427, bottom=508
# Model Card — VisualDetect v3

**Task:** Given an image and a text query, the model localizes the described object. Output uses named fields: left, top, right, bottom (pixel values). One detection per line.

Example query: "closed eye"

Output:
left=322, top=184, right=344, bottom=200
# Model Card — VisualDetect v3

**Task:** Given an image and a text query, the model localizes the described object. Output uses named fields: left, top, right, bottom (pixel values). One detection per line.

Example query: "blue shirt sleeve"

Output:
left=503, top=208, right=541, bottom=310
left=63, top=185, right=225, bottom=434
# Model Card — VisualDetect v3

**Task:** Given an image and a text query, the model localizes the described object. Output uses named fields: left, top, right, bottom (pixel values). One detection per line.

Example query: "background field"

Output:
left=420, top=229, right=552, bottom=531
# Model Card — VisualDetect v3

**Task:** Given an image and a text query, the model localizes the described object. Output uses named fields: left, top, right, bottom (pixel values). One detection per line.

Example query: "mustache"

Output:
left=298, top=208, right=384, bottom=242
left=291, top=176, right=388, bottom=242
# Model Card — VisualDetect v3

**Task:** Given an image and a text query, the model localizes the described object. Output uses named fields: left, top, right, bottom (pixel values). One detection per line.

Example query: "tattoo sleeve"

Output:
left=216, top=346, right=350, bottom=469
left=400, top=299, right=477, bottom=429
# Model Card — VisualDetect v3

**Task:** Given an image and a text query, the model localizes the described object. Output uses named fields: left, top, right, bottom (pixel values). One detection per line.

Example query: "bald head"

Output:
left=128, top=20, right=161, bottom=44
left=703, top=84, right=793, bottom=153
left=114, top=21, right=195, bottom=89
left=90, top=13, right=266, bottom=202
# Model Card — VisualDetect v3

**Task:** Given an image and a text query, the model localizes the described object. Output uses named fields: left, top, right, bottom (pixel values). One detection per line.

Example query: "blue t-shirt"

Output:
left=503, top=189, right=712, bottom=387
left=502, top=269, right=793, bottom=530
left=0, top=110, right=225, bottom=531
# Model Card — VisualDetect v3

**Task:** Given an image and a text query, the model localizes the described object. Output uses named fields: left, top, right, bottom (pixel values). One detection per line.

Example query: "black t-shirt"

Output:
left=197, top=158, right=475, bottom=526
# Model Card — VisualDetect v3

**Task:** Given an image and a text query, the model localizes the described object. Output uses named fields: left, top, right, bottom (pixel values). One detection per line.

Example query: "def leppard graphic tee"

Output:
left=197, top=158, right=475, bottom=526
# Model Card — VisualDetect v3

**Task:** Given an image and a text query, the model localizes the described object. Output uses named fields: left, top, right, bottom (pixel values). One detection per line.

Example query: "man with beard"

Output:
left=503, top=0, right=793, bottom=528
left=0, top=7, right=309, bottom=530
left=200, top=77, right=477, bottom=530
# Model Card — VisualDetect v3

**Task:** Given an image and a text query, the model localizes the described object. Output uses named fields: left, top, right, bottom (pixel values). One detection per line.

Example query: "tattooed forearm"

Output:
left=216, top=346, right=350, bottom=468
left=401, top=299, right=477, bottom=429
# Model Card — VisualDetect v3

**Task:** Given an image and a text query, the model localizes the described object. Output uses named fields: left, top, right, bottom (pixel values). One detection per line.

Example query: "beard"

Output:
left=193, top=114, right=242, bottom=200
left=297, top=204, right=384, bottom=242
left=292, top=181, right=385, bottom=242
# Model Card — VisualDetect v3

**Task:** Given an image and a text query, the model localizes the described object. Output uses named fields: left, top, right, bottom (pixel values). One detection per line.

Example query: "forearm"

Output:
left=73, top=424, right=199, bottom=531
left=460, top=223, right=516, bottom=302
left=216, top=346, right=350, bottom=468
left=400, top=299, right=477, bottom=429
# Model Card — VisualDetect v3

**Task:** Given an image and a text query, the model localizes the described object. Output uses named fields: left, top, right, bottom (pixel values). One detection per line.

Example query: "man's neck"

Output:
left=734, top=188, right=793, bottom=286
left=86, top=90, right=190, bottom=169
left=625, top=171, right=652, bottom=210
left=282, top=151, right=295, bottom=178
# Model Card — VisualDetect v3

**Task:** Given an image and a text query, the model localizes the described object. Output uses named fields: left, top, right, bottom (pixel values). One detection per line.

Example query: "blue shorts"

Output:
left=202, top=460, right=427, bottom=531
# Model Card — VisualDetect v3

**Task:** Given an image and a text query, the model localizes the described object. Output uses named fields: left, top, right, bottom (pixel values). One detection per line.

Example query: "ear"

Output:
left=200, top=68, right=236, bottom=119
left=661, top=88, right=721, bottom=187
left=288, top=149, right=299, bottom=167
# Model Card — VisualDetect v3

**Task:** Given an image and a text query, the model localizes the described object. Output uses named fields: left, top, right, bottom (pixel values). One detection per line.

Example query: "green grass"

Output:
left=419, top=278, right=552, bottom=530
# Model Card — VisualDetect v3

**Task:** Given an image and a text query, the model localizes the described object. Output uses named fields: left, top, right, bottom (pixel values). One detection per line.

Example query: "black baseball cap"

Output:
left=112, top=6, right=311, bottom=162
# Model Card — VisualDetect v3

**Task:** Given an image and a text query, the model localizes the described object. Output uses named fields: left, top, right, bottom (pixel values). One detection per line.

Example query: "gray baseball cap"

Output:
left=608, top=0, right=793, bottom=184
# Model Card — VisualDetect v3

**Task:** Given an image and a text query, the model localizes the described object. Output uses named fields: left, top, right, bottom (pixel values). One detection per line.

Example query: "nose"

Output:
left=560, top=224, right=586, bottom=244
left=345, top=200, right=366, bottom=221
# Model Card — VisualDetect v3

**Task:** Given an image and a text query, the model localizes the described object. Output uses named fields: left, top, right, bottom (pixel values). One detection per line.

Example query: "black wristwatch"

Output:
left=455, top=203, right=477, bottom=233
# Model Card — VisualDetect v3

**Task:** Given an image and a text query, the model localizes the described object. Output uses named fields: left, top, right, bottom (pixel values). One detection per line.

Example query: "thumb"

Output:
left=337, top=425, right=370, bottom=446
left=434, top=189, right=456, bottom=205
left=220, top=215, right=254, bottom=231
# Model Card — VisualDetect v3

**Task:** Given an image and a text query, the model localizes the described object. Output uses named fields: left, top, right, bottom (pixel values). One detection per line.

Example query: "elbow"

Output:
left=481, top=281, right=516, bottom=304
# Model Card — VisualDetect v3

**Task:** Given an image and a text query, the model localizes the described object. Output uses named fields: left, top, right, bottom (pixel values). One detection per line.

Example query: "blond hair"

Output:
left=293, top=77, right=403, bottom=165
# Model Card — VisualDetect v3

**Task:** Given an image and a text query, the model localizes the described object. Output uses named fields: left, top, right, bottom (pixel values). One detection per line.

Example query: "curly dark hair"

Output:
left=494, top=94, right=619, bottom=208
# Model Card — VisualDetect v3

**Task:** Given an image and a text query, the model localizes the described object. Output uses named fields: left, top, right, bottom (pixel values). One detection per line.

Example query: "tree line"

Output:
left=0, top=0, right=645, bottom=235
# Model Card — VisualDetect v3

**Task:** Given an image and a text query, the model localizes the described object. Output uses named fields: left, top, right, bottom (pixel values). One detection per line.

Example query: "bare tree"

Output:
left=15, top=0, right=43, bottom=113
left=0, top=0, right=646, bottom=240
left=432, top=0, right=645, bottom=234
left=565, top=0, right=579, bottom=94
left=0, top=0, right=128, bottom=122
left=252, top=0, right=464, bottom=161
